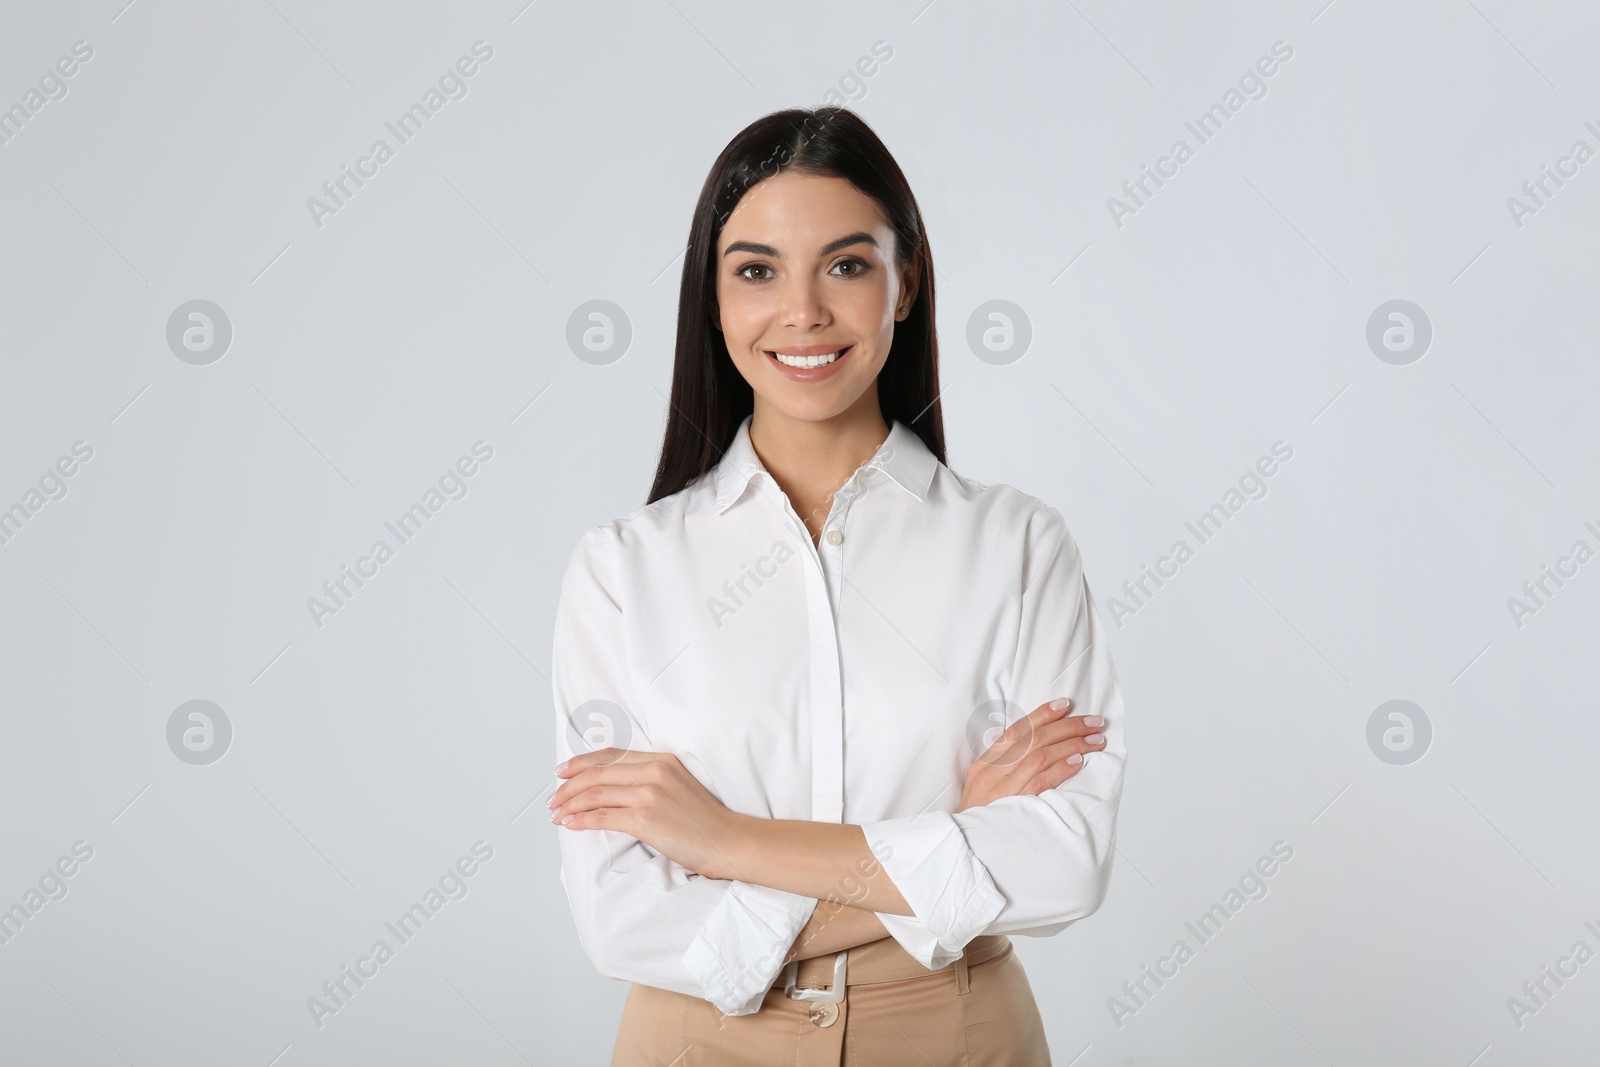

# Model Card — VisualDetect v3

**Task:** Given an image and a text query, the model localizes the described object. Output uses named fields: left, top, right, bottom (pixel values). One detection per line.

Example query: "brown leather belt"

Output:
left=774, top=933, right=1011, bottom=993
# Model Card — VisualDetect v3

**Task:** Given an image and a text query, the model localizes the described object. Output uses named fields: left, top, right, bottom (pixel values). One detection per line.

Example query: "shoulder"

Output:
left=931, top=465, right=1082, bottom=574
left=932, top=464, right=1071, bottom=535
left=560, top=469, right=718, bottom=574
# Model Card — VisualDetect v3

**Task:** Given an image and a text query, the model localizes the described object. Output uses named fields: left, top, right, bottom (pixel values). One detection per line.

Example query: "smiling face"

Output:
left=713, top=170, right=918, bottom=426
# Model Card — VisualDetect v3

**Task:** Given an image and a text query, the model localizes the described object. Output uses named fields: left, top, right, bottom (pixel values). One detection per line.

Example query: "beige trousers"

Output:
left=609, top=934, right=1052, bottom=1066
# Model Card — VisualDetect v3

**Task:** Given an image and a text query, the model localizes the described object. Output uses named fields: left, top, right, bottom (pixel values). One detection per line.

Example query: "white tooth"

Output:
left=774, top=349, right=842, bottom=367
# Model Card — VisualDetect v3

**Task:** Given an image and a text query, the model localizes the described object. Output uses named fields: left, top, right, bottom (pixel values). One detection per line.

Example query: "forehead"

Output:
left=718, top=171, right=890, bottom=250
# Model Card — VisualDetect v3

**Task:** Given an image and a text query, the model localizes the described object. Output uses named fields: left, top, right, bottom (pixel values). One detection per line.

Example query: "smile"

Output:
left=763, top=345, right=855, bottom=382
left=770, top=347, right=848, bottom=368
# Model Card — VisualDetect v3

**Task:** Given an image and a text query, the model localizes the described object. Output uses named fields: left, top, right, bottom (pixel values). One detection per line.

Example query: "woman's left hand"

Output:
left=549, top=749, right=742, bottom=880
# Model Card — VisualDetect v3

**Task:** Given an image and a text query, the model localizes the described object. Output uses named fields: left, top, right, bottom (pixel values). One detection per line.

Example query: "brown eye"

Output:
left=736, top=263, right=772, bottom=281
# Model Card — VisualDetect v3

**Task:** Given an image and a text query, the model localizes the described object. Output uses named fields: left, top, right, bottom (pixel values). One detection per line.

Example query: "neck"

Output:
left=747, top=396, right=890, bottom=533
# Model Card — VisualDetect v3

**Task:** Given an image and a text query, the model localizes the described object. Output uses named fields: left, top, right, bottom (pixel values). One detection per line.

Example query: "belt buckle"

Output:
left=782, top=950, right=848, bottom=1004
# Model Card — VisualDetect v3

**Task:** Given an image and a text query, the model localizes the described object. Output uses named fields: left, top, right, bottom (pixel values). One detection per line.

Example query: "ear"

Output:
left=895, top=260, right=921, bottom=320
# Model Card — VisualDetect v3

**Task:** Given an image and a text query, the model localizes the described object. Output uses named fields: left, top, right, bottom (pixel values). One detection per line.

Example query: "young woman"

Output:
left=547, top=106, right=1127, bottom=1065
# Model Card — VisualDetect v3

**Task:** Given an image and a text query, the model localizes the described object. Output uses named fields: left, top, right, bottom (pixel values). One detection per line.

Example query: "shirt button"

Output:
left=809, top=1001, right=839, bottom=1027
left=825, top=529, right=843, bottom=546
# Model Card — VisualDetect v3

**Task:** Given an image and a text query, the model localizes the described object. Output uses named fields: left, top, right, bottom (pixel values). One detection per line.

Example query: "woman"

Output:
left=548, top=106, right=1127, bottom=1066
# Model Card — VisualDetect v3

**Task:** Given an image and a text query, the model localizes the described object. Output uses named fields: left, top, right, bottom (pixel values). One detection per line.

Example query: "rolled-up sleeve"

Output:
left=860, top=504, right=1128, bottom=967
left=553, top=526, right=818, bottom=1015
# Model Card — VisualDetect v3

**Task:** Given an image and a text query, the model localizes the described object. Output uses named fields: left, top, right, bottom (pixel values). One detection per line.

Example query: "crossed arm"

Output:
left=550, top=697, right=1106, bottom=962
left=549, top=508, right=1124, bottom=1012
left=722, top=817, right=904, bottom=963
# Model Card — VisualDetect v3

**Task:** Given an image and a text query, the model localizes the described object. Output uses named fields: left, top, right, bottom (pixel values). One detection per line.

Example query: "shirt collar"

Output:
left=713, top=414, right=938, bottom=514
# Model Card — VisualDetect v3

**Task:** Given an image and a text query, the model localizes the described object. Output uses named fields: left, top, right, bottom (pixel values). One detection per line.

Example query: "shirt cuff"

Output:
left=859, top=812, right=1006, bottom=968
left=874, top=912, right=966, bottom=969
left=682, top=881, right=818, bottom=1015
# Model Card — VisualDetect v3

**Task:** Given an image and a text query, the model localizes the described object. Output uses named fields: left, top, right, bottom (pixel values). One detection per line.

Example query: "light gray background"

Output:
left=2, top=0, right=1597, bottom=1064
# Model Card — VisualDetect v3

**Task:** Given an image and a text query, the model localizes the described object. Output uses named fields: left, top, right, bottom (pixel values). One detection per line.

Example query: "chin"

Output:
left=757, top=393, right=860, bottom=424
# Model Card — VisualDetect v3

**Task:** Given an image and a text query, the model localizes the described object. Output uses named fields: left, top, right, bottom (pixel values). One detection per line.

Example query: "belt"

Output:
left=774, top=933, right=1011, bottom=998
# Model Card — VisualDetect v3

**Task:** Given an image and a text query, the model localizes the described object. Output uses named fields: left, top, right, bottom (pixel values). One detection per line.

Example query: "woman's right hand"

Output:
left=957, top=698, right=1105, bottom=811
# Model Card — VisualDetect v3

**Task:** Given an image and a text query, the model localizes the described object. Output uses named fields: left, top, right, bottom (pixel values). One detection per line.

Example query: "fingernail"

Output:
left=1086, top=734, right=1103, bottom=745
left=555, top=760, right=569, bottom=773
left=1067, top=752, right=1083, bottom=765
left=546, top=795, right=557, bottom=808
left=560, top=814, right=575, bottom=826
left=1084, top=716, right=1103, bottom=728
left=548, top=809, right=561, bottom=822
left=1049, top=698, right=1071, bottom=711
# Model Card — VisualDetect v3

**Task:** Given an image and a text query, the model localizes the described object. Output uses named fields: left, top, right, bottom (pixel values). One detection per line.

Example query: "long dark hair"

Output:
left=646, top=106, right=946, bottom=505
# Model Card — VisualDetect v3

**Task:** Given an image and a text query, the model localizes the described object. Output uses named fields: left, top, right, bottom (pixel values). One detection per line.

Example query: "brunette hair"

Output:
left=645, top=106, right=945, bottom=505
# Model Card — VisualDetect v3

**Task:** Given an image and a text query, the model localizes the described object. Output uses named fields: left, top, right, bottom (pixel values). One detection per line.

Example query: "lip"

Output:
left=764, top=344, right=853, bottom=383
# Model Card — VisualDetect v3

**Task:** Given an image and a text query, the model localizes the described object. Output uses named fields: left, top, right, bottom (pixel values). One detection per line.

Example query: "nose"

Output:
left=778, top=274, right=828, bottom=331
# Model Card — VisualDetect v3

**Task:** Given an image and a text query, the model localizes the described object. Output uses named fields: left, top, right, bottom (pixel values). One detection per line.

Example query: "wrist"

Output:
left=710, top=810, right=757, bottom=882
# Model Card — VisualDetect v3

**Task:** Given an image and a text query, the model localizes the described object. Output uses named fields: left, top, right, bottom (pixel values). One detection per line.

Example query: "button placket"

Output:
left=815, top=482, right=859, bottom=611
left=806, top=481, right=862, bottom=828
left=765, top=479, right=846, bottom=826
left=801, top=546, right=844, bottom=823
left=760, top=468, right=863, bottom=828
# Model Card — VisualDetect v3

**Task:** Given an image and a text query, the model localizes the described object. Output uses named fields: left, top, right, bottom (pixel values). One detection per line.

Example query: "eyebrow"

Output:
left=722, top=232, right=879, bottom=258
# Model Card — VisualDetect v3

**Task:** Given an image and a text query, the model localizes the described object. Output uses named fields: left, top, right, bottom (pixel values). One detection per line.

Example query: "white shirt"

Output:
left=551, top=414, right=1127, bottom=1016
